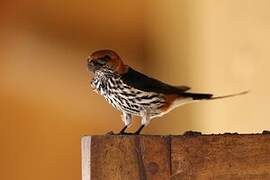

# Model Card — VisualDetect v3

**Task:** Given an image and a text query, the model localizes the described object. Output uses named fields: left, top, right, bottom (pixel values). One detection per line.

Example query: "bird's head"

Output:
left=87, top=49, right=127, bottom=74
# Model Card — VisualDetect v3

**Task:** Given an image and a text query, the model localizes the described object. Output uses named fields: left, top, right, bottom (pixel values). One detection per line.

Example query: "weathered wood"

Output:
left=171, top=134, right=270, bottom=180
left=81, top=136, right=91, bottom=180
left=81, top=133, right=270, bottom=180
left=89, top=135, right=171, bottom=180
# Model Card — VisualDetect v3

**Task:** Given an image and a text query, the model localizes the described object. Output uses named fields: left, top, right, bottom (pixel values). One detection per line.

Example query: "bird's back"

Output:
left=121, top=67, right=190, bottom=95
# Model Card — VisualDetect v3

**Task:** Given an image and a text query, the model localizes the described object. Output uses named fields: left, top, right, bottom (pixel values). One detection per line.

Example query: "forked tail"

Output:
left=209, top=90, right=249, bottom=100
left=183, top=90, right=249, bottom=100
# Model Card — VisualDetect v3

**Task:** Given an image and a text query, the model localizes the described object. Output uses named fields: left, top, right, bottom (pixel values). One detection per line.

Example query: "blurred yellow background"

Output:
left=1, top=0, right=269, bottom=179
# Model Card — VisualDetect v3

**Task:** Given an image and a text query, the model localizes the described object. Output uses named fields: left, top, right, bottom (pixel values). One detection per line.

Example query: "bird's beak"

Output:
left=87, top=60, right=103, bottom=73
left=87, top=60, right=95, bottom=72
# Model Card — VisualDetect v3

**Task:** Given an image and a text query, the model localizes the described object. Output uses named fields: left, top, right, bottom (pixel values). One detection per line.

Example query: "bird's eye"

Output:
left=96, top=59, right=107, bottom=65
left=96, top=55, right=111, bottom=65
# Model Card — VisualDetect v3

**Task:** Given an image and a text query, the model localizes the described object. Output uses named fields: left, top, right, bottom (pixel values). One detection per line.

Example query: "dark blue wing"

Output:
left=120, top=67, right=190, bottom=94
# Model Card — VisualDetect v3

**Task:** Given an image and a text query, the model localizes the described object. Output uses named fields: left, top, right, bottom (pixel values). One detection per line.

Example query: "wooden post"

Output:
left=81, top=132, right=270, bottom=180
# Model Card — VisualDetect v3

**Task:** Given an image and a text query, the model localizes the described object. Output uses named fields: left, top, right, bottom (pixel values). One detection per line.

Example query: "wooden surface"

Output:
left=81, top=132, right=270, bottom=180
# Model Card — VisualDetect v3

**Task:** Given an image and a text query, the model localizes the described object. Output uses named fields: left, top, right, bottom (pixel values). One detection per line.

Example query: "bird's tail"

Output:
left=183, top=90, right=249, bottom=100
left=182, top=92, right=213, bottom=100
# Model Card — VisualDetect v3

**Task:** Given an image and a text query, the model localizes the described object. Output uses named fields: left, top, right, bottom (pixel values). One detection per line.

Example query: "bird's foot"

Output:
left=133, top=125, right=145, bottom=135
left=118, top=132, right=134, bottom=135
left=106, top=125, right=144, bottom=135
left=106, top=131, right=134, bottom=135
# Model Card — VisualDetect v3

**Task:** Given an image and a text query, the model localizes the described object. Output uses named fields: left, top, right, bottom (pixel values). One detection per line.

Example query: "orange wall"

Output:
left=1, top=1, right=269, bottom=180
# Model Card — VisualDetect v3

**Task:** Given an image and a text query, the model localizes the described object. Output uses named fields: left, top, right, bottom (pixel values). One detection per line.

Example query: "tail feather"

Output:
left=183, top=92, right=213, bottom=100
left=209, top=90, right=249, bottom=100
left=183, top=90, right=249, bottom=100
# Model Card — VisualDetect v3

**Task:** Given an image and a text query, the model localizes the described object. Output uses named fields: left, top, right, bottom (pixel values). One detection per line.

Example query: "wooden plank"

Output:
left=89, top=135, right=170, bottom=180
left=171, top=134, right=270, bottom=180
left=81, top=133, right=270, bottom=180
left=136, top=136, right=171, bottom=180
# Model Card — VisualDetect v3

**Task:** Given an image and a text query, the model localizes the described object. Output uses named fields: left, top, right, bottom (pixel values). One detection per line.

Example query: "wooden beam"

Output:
left=81, top=132, right=270, bottom=180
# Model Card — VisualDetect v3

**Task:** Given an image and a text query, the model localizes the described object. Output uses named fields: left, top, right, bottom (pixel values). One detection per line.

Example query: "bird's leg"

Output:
left=118, top=112, right=132, bottom=135
left=134, top=109, right=150, bottom=135
left=134, top=125, right=145, bottom=135
left=119, top=125, right=128, bottom=134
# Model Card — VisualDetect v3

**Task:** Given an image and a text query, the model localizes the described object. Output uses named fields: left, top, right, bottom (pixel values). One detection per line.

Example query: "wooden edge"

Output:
left=81, top=132, right=270, bottom=179
left=81, top=136, right=91, bottom=180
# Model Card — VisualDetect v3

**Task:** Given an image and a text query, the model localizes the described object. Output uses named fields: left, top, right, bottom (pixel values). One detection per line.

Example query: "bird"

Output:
left=87, top=49, right=248, bottom=135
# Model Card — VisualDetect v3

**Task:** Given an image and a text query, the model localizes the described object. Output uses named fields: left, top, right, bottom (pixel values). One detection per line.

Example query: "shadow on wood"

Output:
left=81, top=132, right=270, bottom=180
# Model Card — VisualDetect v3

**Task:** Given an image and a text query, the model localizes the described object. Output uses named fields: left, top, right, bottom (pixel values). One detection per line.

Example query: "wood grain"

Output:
left=171, top=134, right=270, bottom=180
left=82, top=133, right=270, bottom=180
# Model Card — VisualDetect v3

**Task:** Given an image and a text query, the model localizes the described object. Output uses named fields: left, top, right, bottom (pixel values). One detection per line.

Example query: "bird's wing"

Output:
left=120, top=67, right=190, bottom=94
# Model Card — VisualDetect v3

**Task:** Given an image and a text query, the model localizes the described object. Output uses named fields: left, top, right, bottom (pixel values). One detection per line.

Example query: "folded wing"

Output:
left=121, top=67, right=190, bottom=94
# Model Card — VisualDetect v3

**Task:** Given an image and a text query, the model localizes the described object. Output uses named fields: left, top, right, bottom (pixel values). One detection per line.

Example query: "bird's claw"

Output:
left=119, top=132, right=134, bottom=135
left=119, top=131, right=142, bottom=135
left=106, top=131, right=134, bottom=135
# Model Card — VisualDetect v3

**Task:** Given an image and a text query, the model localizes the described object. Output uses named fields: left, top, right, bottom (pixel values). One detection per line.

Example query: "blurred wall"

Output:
left=144, top=0, right=269, bottom=133
left=0, top=0, right=269, bottom=180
